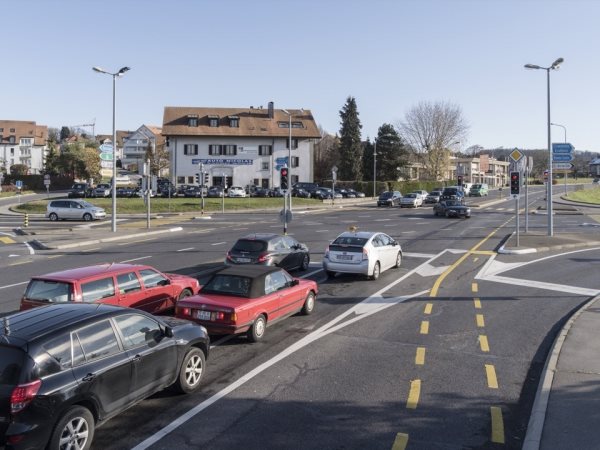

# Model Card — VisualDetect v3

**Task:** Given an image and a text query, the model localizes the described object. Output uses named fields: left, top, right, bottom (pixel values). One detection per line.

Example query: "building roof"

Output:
left=0, top=120, right=48, bottom=146
left=96, top=130, right=133, bottom=147
left=162, top=106, right=321, bottom=139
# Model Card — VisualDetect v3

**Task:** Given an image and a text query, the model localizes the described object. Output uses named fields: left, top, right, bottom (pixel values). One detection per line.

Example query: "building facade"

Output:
left=162, top=102, right=321, bottom=188
left=121, top=125, right=165, bottom=174
left=452, top=154, right=509, bottom=187
left=0, top=120, right=48, bottom=174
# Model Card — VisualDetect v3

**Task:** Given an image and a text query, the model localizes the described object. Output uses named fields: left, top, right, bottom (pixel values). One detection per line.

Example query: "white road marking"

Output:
left=119, top=256, right=152, bottom=263
left=177, top=248, right=195, bottom=252
left=211, top=242, right=226, bottom=246
left=374, top=218, right=392, bottom=222
left=315, top=230, right=329, bottom=233
left=0, top=281, right=29, bottom=290
left=416, top=263, right=450, bottom=277
left=24, top=242, right=34, bottom=255
left=401, top=231, right=416, bottom=234
left=404, top=252, right=437, bottom=258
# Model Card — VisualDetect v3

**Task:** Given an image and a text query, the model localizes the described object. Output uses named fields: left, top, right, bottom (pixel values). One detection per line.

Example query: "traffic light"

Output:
left=457, top=175, right=463, bottom=186
left=280, top=167, right=289, bottom=190
left=510, top=171, right=520, bottom=195
left=195, top=173, right=200, bottom=184
left=203, top=172, right=210, bottom=184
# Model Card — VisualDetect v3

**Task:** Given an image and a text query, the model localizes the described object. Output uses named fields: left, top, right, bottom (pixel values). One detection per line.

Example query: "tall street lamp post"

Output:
left=524, top=57, right=563, bottom=237
left=92, top=65, right=130, bottom=233
left=373, top=139, right=378, bottom=197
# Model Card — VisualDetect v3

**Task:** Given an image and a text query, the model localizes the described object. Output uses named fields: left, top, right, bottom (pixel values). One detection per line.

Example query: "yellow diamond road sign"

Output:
left=510, top=149, right=524, bottom=161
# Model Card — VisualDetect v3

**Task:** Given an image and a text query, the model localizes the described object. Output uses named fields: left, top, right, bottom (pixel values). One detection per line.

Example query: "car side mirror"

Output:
left=290, top=279, right=299, bottom=287
left=159, top=279, right=171, bottom=286
left=162, top=325, right=174, bottom=338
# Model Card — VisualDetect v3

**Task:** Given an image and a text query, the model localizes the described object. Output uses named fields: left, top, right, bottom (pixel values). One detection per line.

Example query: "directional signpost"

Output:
left=552, top=143, right=575, bottom=195
left=99, top=143, right=114, bottom=178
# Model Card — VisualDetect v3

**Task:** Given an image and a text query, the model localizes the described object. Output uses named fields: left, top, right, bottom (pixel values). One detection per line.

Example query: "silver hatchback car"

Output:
left=322, top=231, right=402, bottom=280
left=46, top=199, right=106, bottom=221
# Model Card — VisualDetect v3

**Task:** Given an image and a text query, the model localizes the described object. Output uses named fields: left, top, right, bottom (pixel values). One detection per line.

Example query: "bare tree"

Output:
left=397, top=101, right=468, bottom=180
left=313, top=126, right=339, bottom=183
left=144, top=142, right=170, bottom=176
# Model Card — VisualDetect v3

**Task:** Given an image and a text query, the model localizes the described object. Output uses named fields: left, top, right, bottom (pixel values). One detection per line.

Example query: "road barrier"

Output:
left=23, top=213, right=29, bottom=227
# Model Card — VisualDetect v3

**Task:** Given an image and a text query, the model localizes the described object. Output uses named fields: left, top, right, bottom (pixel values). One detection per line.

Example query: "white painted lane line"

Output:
left=119, top=256, right=152, bottom=263
left=0, top=281, right=29, bottom=290
left=211, top=242, right=226, bottom=246
left=177, top=248, right=195, bottom=252
left=374, top=218, right=392, bottom=222
left=404, top=252, right=437, bottom=258
left=401, top=231, right=416, bottom=234
left=24, top=242, right=35, bottom=255
left=315, top=230, right=329, bottom=233
left=232, top=228, right=248, bottom=231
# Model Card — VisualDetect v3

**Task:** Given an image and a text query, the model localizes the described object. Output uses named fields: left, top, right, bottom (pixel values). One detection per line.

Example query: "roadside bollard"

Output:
left=24, top=213, right=29, bottom=227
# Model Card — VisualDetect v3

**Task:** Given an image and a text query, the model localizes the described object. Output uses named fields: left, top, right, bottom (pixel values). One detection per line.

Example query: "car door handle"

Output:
left=82, top=373, right=96, bottom=382
left=132, top=355, right=142, bottom=363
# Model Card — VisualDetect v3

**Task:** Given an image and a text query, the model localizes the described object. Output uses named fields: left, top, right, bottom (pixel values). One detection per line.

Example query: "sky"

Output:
left=4, top=0, right=600, bottom=152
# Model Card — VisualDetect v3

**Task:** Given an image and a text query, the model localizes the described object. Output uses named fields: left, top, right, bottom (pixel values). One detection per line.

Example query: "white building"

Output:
left=0, top=120, right=48, bottom=174
left=121, top=125, right=165, bottom=174
left=162, top=102, right=321, bottom=188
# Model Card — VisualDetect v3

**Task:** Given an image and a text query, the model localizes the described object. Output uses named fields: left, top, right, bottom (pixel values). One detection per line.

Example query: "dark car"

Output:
left=440, top=187, right=465, bottom=201
left=377, top=190, right=402, bottom=206
left=67, top=182, right=92, bottom=198
left=291, top=187, right=311, bottom=198
left=425, top=190, right=443, bottom=204
left=269, top=187, right=285, bottom=197
left=312, top=187, right=333, bottom=200
left=347, top=188, right=365, bottom=198
left=0, top=303, right=209, bottom=450
left=252, top=187, right=272, bottom=197
left=433, top=199, right=471, bottom=218
left=116, top=186, right=137, bottom=197
left=184, top=186, right=208, bottom=198
left=207, top=186, right=224, bottom=198
left=225, top=233, right=310, bottom=272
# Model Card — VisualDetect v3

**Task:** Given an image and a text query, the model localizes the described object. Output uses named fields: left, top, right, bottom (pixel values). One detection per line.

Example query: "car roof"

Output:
left=205, top=265, right=284, bottom=298
left=31, top=263, right=153, bottom=282
left=1, top=303, right=127, bottom=345
left=239, top=233, right=281, bottom=242
left=335, top=231, right=378, bottom=239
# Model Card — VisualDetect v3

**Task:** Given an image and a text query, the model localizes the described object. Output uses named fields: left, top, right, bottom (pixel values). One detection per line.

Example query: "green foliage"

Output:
left=10, top=164, right=29, bottom=175
left=338, top=96, right=363, bottom=181
left=60, top=126, right=71, bottom=142
left=57, top=144, right=101, bottom=182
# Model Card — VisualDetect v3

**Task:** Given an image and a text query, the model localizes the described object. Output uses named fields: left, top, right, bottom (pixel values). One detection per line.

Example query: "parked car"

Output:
left=184, top=186, right=208, bottom=197
left=46, top=199, right=106, bottom=222
left=67, top=182, right=92, bottom=198
left=469, top=183, right=489, bottom=196
left=291, top=187, right=311, bottom=198
left=252, top=187, right=272, bottom=197
left=425, top=190, right=443, bottom=204
left=92, top=183, right=111, bottom=198
left=0, top=303, right=209, bottom=450
left=346, top=188, right=365, bottom=198
left=175, top=265, right=317, bottom=341
left=440, top=186, right=465, bottom=200
left=400, top=193, right=423, bottom=208
left=322, top=230, right=402, bottom=280
left=269, top=187, right=285, bottom=197
left=20, top=263, right=200, bottom=314
left=433, top=199, right=472, bottom=218
left=117, top=186, right=137, bottom=197
left=225, top=233, right=310, bottom=272
left=412, top=190, right=429, bottom=197
left=228, top=186, right=247, bottom=198
left=312, top=187, right=333, bottom=200
left=207, top=186, right=225, bottom=197
left=377, top=191, right=402, bottom=207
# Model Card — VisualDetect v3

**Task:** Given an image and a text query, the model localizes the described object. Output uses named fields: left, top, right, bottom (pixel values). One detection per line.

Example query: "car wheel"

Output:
left=247, top=314, right=266, bottom=342
left=326, top=270, right=336, bottom=278
left=178, top=288, right=192, bottom=300
left=371, top=262, right=381, bottom=280
left=300, top=254, right=310, bottom=271
left=394, top=252, right=402, bottom=268
left=49, top=212, right=59, bottom=221
left=49, top=405, right=95, bottom=450
left=174, top=347, right=205, bottom=394
left=83, top=213, right=92, bottom=221
left=302, top=291, right=316, bottom=315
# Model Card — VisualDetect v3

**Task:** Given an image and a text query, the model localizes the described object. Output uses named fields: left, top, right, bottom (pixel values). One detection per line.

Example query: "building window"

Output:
left=261, top=161, right=269, bottom=171
left=209, top=116, right=219, bottom=127
left=209, top=144, right=222, bottom=155
left=292, top=122, right=304, bottom=128
left=9, top=136, right=15, bottom=144
left=20, top=138, right=33, bottom=146
left=9, top=128, right=15, bottom=133
left=278, top=122, right=289, bottom=128
left=177, top=176, right=185, bottom=184
left=0, top=128, right=3, bottom=132
left=187, top=115, right=198, bottom=127
left=291, top=156, right=299, bottom=168
left=291, top=175, right=299, bottom=185
left=229, top=116, right=239, bottom=128
left=223, top=145, right=237, bottom=156
left=187, top=176, right=195, bottom=184
left=285, top=138, right=298, bottom=150
left=183, top=144, right=198, bottom=155
left=259, top=145, right=272, bottom=156
left=10, top=148, right=14, bottom=155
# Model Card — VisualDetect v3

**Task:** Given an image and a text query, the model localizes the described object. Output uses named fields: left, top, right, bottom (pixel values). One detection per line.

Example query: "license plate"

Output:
left=196, top=310, right=211, bottom=320
left=236, top=257, right=251, bottom=263
left=337, top=254, right=353, bottom=261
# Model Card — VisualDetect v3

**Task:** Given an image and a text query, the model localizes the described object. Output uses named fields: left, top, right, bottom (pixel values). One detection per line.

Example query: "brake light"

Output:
left=11, top=379, right=42, bottom=413
left=324, top=247, right=330, bottom=258
left=177, top=307, right=191, bottom=316
left=226, top=251, right=233, bottom=261
left=257, top=253, right=270, bottom=263
left=215, top=311, right=225, bottom=320
left=362, top=248, right=369, bottom=260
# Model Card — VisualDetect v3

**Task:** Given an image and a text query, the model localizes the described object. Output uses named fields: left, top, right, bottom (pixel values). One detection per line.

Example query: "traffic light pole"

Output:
left=283, top=194, right=288, bottom=235
left=515, top=197, right=520, bottom=247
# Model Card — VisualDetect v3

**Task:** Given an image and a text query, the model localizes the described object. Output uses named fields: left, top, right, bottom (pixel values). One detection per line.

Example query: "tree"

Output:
left=398, top=101, right=468, bottom=180
left=48, top=128, right=60, bottom=144
left=44, top=142, right=61, bottom=175
left=10, top=164, right=29, bottom=176
left=60, top=126, right=71, bottom=142
left=313, top=127, right=339, bottom=182
left=338, top=96, right=363, bottom=181
left=57, top=143, right=101, bottom=181
left=144, top=142, right=170, bottom=176
left=374, top=124, right=409, bottom=181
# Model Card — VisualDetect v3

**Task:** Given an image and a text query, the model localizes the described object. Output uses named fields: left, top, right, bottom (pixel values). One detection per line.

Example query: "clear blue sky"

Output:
left=4, top=0, right=599, bottom=152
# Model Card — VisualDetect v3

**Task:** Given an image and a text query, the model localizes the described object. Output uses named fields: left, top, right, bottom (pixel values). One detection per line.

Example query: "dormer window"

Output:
left=187, top=115, right=198, bottom=127
left=228, top=116, right=239, bottom=128
left=208, top=115, right=220, bottom=127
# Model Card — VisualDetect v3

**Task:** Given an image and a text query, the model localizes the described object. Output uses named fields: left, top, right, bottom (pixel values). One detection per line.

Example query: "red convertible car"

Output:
left=175, top=265, right=317, bottom=342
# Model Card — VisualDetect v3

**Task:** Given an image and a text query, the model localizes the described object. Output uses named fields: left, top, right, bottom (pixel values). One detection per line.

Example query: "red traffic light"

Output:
left=280, top=168, right=288, bottom=176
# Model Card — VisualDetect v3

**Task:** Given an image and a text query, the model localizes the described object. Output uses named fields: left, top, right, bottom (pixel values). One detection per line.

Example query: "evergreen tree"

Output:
left=376, top=124, right=409, bottom=181
left=44, top=143, right=60, bottom=175
left=60, top=126, right=71, bottom=142
left=338, top=96, right=363, bottom=181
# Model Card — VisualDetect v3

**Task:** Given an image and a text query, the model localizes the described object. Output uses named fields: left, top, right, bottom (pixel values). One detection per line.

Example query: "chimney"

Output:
left=268, top=101, right=274, bottom=119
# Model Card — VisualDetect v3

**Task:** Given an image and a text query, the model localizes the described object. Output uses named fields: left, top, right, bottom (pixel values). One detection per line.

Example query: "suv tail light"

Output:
left=257, top=253, right=270, bottom=263
left=11, top=379, right=42, bottom=413
left=226, top=251, right=233, bottom=261
left=324, top=247, right=330, bottom=258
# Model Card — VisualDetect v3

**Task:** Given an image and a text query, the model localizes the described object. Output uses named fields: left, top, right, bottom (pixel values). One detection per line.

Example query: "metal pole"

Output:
left=222, top=173, right=225, bottom=214
left=373, top=140, right=377, bottom=197
left=283, top=192, right=288, bottom=235
left=525, top=164, right=529, bottom=233
left=200, top=163, right=204, bottom=215
left=146, top=158, right=150, bottom=229
left=516, top=197, right=520, bottom=247
left=288, top=112, right=292, bottom=212
left=111, top=74, right=117, bottom=233
left=546, top=68, right=553, bottom=236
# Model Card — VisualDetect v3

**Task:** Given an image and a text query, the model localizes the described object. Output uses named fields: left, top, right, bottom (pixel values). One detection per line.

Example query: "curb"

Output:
left=31, top=226, right=184, bottom=250
left=497, top=232, right=537, bottom=254
left=523, top=294, right=600, bottom=450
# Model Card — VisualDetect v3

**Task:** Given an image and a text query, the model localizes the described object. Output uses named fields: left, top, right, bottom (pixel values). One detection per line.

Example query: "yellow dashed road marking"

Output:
left=424, top=303, right=433, bottom=314
left=9, top=261, right=31, bottom=266
left=0, top=237, right=16, bottom=244
left=391, top=433, right=409, bottom=450
left=406, top=380, right=421, bottom=409
left=485, top=364, right=499, bottom=389
left=472, top=282, right=478, bottom=293
left=473, top=257, right=479, bottom=262
left=476, top=314, right=485, bottom=327
left=415, top=347, right=426, bottom=365
left=479, top=335, right=490, bottom=352
left=420, top=321, right=429, bottom=334
left=490, top=406, right=505, bottom=443
left=474, top=298, right=482, bottom=309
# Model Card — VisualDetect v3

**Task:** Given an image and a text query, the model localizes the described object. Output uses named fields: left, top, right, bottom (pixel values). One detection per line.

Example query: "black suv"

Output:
left=377, top=190, right=402, bottom=206
left=225, top=233, right=310, bottom=272
left=67, top=182, right=92, bottom=198
left=0, top=303, right=209, bottom=450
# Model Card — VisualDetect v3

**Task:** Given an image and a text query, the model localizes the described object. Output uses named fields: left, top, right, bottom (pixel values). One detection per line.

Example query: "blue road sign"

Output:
left=552, top=143, right=574, bottom=154
left=275, top=157, right=289, bottom=165
left=552, top=153, right=574, bottom=162
left=15, top=180, right=23, bottom=188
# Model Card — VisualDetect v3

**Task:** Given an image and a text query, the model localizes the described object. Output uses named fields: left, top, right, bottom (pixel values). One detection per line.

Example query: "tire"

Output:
left=49, top=405, right=95, bottom=450
left=394, top=252, right=402, bottom=268
left=49, top=212, right=58, bottom=221
left=300, top=253, right=310, bottom=271
left=371, top=262, right=381, bottom=280
left=83, top=213, right=92, bottom=221
left=178, top=288, right=192, bottom=300
left=326, top=270, right=336, bottom=278
left=302, top=291, right=316, bottom=315
left=174, top=347, right=205, bottom=394
left=247, top=314, right=266, bottom=342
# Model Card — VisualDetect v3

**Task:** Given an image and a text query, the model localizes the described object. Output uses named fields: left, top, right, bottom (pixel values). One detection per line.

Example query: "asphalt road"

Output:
left=1, top=186, right=599, bottom=449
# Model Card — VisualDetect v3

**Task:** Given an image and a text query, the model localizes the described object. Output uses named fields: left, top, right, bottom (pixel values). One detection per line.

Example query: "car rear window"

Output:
left=25, top=279, right=74, bottom=303
left=0, top=346, right=25, bottom=385
left=202, top=274, right=251, bottom=297
left=232, top=239, right=268, bottom=252
left=330, top=236, right=368, bottom=252
left=379, top=192, right=393, bottom=199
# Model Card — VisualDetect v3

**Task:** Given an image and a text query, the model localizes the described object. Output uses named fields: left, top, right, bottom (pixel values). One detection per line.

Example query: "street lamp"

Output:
left=550, top=122, right=567, bottom=143
left=524, top=57, right=563, bottom=237
left=92, top=65, right=130, bottom=233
